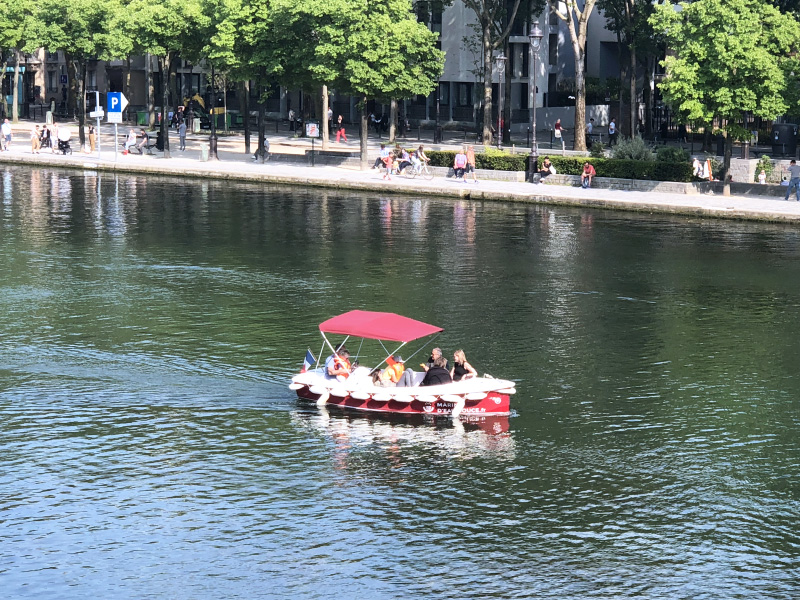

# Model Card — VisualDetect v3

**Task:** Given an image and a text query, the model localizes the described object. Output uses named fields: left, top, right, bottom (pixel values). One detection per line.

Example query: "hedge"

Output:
left=424, top=150, right=694, bottom=182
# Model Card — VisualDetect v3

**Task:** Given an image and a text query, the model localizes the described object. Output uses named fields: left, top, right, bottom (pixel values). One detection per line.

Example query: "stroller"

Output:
left=57, top=130, right=72, bottom=155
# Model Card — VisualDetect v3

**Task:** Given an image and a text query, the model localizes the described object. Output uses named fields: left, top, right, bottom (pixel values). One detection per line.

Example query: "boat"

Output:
left=289, top=310, right=516, bottom=417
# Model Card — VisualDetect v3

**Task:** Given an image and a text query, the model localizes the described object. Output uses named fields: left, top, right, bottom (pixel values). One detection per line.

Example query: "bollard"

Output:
left=417, top=126, right=421, bottom=141
left=200, top=146, right=209, bottom=161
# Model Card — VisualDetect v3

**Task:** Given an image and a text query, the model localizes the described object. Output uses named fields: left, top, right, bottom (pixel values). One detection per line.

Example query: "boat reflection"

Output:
left=291, top=406, right=516, bottom=468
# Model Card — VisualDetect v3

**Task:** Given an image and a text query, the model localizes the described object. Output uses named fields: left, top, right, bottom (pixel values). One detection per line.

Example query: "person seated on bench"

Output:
left=136, top=129, right=150, bottom=154
left=420, top=356, right=452, bottom=386
left=123, top=128, right=137, bottom=154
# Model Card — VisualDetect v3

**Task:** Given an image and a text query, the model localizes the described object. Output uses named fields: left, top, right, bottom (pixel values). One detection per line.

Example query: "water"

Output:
left=1, top=166, right=798, bottom=599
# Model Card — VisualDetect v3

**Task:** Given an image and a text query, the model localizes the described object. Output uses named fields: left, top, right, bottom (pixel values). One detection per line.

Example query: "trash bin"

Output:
left=771, top=123, right=798, bottom=157
left=192, top=119, right=200, bottom=134
left=45, top=110, right=53, bottom=125
left=200, top=145, right=208, bottom=161
left=137, top=111, right=148, bottom=126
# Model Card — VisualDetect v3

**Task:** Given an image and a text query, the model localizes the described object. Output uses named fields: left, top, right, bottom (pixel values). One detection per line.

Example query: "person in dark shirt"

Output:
left=421, top=356, right=452, bottom=386
left=421, top=347, right=449, bottom=373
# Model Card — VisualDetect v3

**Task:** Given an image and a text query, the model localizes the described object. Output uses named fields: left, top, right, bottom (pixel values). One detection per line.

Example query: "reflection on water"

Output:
left=1, top=165, right=800, bottom=598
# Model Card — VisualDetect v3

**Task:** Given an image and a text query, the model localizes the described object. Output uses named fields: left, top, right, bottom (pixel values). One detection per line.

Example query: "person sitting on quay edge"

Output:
left=539, top=156, right=555, bottom=178
left=396, top=146, right=413, bottom=175
left=421, top=356, right=452, bottom=386
left=135, top=128, right=150, bottom=154
left=325, top=345, right=352, bottom=382
left=123, top=128, right=137, bottom=154
left=581, top=162, right=596, bottom=189
left=451, top=349, right=478, bottom=381
left=372, top=143, right=391, bottom=169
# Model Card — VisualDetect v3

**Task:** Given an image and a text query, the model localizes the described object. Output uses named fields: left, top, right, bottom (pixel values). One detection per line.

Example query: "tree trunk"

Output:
left=169, top=58, right=178, bottom=113
left=258, top=85, right=266, bottom=164
left=574, top=54, right=587, bottom=151
left=482, top=21, right=493, bottom=145
left=240, top=80, right=250, bottom=155
left=147, top=54, right=155, bottom=129
left=12, top=51, right=20, bottom=123
left=160, top=55, right=171, bottom=158
left=723, top=131, right=732, bottom=196
left=389, top=99, right=397, bottom=143
left=75, top=60, right=86, bottom=150
left=629, top=44, right=637, bottom=139
left=124, top=57, right=132, bottom=123
left=66, top=58, right=77, bottom=120
left=360, top=97, right=368, bottom=170
left=321, top=85, right=329, bottom=150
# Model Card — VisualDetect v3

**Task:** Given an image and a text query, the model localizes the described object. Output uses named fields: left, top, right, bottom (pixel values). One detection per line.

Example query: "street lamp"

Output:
left=527, top=20, right=543, bottom=183
left=495, top=54, right=507, bottom=150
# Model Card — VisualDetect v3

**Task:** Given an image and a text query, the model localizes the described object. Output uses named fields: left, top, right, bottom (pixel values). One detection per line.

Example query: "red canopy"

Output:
left=319, top=310, right=443, bottom=342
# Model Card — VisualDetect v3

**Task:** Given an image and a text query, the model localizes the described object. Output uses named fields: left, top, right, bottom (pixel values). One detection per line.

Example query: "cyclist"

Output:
left=412, top=145, right=430, bottom=174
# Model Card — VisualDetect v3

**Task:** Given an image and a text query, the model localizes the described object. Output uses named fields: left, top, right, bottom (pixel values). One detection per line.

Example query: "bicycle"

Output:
left=405, top=162, right=434, bottom=180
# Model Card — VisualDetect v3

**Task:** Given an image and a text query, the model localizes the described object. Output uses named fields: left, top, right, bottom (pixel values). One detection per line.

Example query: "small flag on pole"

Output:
left=302, top=349, right=316, bottom=373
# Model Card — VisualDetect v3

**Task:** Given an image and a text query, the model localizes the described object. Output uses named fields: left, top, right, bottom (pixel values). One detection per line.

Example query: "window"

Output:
left=439, top=82, right=450, bottom=105
left=457, top=83, right=473, bottom=107
left=87, top=70, right=97, bottom=90
left=47, top=71, right=57, bottom=93
left=549, top=33, right=558, bottom=66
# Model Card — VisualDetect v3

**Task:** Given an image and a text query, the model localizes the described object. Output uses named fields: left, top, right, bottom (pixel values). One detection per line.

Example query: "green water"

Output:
left=0, top=166, right=798, bottom=599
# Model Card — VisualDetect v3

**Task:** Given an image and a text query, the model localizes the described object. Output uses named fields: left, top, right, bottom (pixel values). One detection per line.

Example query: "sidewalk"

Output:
left=3, top=118, right=800, bottom=224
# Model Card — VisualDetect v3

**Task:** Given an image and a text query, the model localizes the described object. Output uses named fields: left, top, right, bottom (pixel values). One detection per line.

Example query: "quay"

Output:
left=3, top=120, right=800, bottom=223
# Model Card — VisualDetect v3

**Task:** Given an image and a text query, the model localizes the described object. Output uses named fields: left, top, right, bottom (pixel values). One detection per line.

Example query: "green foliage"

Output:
left=590, top=142, right=605, bottom=158
left=656, top=146, right=690, bottom=163
left=611, top=136, right=654, bottom=161
left=755, top=155, right=774, bottom=182
left=543, top=156, right=693, bottom=182
left=427, top=150, right=526, bottom=171
left=651, top=0, right=800, bottom=128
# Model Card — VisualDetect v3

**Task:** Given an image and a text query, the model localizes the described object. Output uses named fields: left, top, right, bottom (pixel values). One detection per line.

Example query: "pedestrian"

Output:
left=465, top=144, right=478, bottom=183
left=608, top=118, right=617, bottom=146
left=784, top=159, right=800, bottom=201
left=335, top=114, right=348, bottom=143
left=327, top=107, right=333, bottom=136
left=692, top=157, right=702, bottom=178
left=758, top=169, right=766, bottom=185
left=178, top=120, right=187, bottom=151
left=2, top=118, right=12, bottom=150
left=586, top=117, right=594, bottom=148
left=554, top=118, right=566, bottom=154
left=30, top=124, right=40, bottom=154
left=88, top=124, right=96, bottom=153
left=288, top=108, right=296, bottom=133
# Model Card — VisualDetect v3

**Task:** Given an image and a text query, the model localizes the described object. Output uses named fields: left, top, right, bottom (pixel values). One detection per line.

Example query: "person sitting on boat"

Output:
left=325, top=345, right=352, bottom=381
left=421, top=347, right=449, bottom=373
left=420, top=356, right=452, bottom=386
left=451, top=349, right=478, bottom=381
left=378, top=355, right=416, bottom=387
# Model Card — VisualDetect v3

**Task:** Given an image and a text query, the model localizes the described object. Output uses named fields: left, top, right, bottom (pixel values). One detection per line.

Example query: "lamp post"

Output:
left=495, top=54, right=507, bottom=150
left=527, top=21, right=543, bottom=183
left=209, top=63, right=219, bottom=160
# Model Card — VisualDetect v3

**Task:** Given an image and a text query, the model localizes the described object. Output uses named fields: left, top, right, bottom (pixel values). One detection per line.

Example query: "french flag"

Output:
left=302, top=349, right=316, bottom=373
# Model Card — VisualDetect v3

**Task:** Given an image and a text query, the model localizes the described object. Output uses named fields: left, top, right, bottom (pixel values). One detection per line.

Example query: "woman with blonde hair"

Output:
left=451, top=349, right=477, bottom=381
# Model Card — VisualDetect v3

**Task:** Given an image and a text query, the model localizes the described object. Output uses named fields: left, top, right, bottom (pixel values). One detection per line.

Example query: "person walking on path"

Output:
left=608, top=118, right=618, bottom=146
left=784, top=160, right=800, bottom=201
left=335, top=114, right=348, bottom=143
left=178, top=120, right=187, bottom=151
left=30, top=125, right=41, bottom=154
left=554, top=119, right=566, bottom=154
left=465, top=145, right=478, bottom=183
left=288, top=108, right=296, bottom=133
left=2, top=119, right=12, bottom=151
left=88, top=124, right=96, bottom=153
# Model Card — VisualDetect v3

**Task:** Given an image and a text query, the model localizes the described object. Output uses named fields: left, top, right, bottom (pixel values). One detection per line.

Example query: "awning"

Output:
left=319, top=310, right=443, bottom=342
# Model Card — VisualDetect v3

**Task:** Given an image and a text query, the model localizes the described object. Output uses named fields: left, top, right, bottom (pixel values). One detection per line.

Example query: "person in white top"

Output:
left=1, top=119, right=12, bottom=150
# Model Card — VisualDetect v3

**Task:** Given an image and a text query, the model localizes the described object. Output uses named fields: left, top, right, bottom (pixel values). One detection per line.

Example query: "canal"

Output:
left=1, top=165, right=798, bottom=598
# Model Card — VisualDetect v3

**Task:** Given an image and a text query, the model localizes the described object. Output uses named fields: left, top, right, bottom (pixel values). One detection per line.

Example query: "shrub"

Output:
left=538, top=155, right=693, bottom=182
left=589, top=142, right=605, bottom=158
left=755, top=155, right=774, bottom=182
left=612, top=136, right=654, bottom=161
left=656, top=146, right=690, bottom=163
left=427, top=149, right=526, bottom=171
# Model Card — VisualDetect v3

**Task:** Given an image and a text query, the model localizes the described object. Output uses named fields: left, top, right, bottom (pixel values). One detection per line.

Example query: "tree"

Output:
left=462, top=0, right=523, bottom=145
left=651, top=0, right=800, bottom=195
left=0, top=0, right=36, bottom=123
left=124, top=0, right=208, bottom=158
left=549, top=0, right=598, bottom=151
left=36, top=0, right=121, bottom=148
left=598, top=0, right=657, bottom=137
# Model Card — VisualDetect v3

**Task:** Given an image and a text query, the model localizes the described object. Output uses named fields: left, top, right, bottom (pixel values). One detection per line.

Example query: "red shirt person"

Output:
left=581, top=162, right=596, bottom=188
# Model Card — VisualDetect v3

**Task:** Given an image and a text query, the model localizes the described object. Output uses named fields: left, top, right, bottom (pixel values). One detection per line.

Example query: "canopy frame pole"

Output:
left=369, top=341, right=408, bottom=375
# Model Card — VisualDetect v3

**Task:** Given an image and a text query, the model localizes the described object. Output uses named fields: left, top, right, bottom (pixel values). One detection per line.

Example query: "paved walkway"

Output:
left=2, top=118, right=800, bottom=223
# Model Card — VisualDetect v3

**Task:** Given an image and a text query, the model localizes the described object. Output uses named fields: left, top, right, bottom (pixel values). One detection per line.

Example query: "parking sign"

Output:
left=107, top=92, right=128, bottom=124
